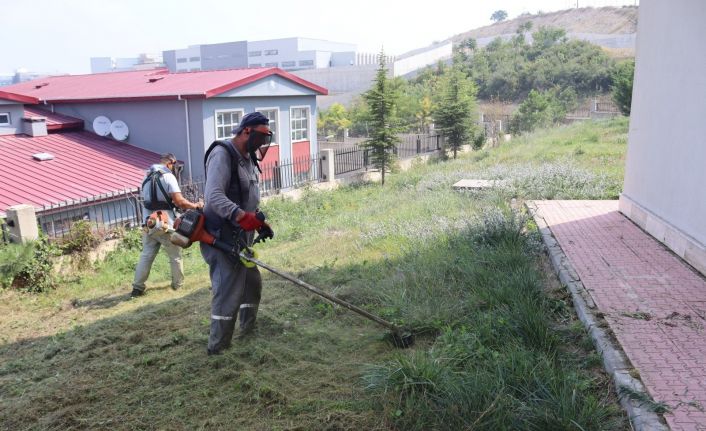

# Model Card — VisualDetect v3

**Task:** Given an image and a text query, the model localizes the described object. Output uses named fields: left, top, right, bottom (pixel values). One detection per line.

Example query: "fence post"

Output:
left=436, top=135, right=440, bottom=150
left=273, top=161, right=282, bottom=191
left=416, top=135, right=421, bottom=154
left=6, top=204, right=39, bottom=244
left=319, top=149, right=335, bottom=183
left=364, top=149, right=369, bottom=171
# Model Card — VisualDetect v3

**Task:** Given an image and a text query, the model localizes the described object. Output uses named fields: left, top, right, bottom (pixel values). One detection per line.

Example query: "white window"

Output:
left=265, top=62, right=278, bottom=67
left=264, top=49, right=278, bottom=56
left=215, top=109, right=244, bottom=139
left=290, top=107, right=309, bottom=142
left=248, top=51, right=261, bottom=57
left=299, top=60, right=314, bottom=67
left=176, top=58, right=187, bottom=63
left=249, top=63, right=261, bottom=68
left=257, top=108, right=279, bottom=145
left=189, top=56, right=200, bottom=62
left=281, top=61, right=296, bottom=67
left=0, top=112, right=9, bottom=126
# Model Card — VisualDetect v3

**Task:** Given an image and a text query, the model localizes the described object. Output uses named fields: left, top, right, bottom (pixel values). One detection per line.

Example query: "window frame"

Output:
left=281, top=61, right=296, bottom=68
left=176, top=58, right=188, bottom=63
left=264, top=49, right=278, bottom=56
left=289, top=105, right=311, bottom=143
left=255, top=107, right=279, bottom=147
left=248, top=50, right=262, bottom=57
left=298, top=59, right=314, bottom=67
left=214, top=108, right=245, bottom=140
left=0, top=112, right=10, bottom=126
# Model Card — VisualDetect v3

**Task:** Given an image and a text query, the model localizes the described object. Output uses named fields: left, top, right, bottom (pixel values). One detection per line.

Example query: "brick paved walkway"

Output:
left=533, top=200, right=706, bottom=431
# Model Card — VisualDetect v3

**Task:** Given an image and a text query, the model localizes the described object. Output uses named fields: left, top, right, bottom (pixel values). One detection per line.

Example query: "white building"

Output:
left=619, top=0, right=706, bottom=274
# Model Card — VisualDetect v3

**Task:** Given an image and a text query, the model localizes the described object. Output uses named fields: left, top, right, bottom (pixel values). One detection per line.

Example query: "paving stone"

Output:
left=534, top=200, right=706, bottom=431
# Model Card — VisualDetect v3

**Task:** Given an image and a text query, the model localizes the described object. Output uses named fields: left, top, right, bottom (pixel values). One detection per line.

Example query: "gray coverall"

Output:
left=201, top=142, right=262, bottom=353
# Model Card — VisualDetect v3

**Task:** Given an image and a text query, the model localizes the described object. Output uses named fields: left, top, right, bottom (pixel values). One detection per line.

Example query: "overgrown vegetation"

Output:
left=611, top=59, right=635, bottom=116
left=0, top=119, right=629, bottom=429
left=0, top=235, right=58, bottom=292
left=510, top=87, right=578, bottom=133
left=459, top=26, right=613, bottom=101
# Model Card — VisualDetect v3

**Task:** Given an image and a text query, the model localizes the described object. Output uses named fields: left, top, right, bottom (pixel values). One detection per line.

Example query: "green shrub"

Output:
left=611, top=59, right=634, bottom=116
left=118, top=227, right=143, bottom=251
left=510, top=88, right=576, bottom=134
left=60, top=220, right=101, bottom=254
left=0, top=236, right=59, bottom=292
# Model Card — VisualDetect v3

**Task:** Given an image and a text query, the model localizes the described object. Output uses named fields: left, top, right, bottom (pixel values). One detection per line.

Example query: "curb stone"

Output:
left=526, top=201, right=669, bottom=431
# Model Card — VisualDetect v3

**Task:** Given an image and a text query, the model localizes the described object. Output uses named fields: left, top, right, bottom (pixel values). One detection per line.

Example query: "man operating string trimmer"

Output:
left=200, top=112, right=275, bottom=356
left=175, top=112, right=413, bottom=355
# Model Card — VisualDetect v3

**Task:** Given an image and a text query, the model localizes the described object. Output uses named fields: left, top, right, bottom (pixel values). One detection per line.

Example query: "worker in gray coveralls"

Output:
left=201, top=112, right=274, bottom=356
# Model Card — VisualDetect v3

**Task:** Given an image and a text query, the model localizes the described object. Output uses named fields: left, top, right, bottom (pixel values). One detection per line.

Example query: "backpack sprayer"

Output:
left=168, top=210, right=414, bottom=348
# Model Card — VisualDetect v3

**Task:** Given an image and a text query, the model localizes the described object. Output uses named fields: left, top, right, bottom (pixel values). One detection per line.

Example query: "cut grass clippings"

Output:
left=0, top=118, right=629, bottom=430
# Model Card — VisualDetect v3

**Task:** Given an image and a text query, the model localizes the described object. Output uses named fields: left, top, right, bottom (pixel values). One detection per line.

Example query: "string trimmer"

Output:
left=167, top=209, right=414, bottom=348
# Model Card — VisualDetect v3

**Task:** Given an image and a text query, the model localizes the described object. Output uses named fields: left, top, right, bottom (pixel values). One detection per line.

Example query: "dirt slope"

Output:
left=450, top=6, right=638, bottom=43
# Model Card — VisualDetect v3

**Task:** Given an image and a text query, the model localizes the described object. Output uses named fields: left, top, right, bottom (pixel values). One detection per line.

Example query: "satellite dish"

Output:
left=110, top=120, right=129, bottom=141
left=93, top=116, right=111, bottom=136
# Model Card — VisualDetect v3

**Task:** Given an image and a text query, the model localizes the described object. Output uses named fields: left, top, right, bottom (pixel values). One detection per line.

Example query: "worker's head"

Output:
left=160, top=153, right=183, bottom=177
left=232, top=112, right=273, bottom=160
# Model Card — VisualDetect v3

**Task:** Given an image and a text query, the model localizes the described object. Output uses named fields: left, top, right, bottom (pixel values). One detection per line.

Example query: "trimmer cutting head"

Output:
left=387, top=329, right=415, bottom=348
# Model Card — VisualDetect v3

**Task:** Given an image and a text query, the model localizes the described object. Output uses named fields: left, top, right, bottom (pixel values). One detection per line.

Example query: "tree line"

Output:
left=320, top=24, right=635, bottom=181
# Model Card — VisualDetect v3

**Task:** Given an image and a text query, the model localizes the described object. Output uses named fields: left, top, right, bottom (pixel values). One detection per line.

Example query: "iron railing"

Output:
left=334, top=145, right=369, bottom=175
left=260, top=155, right=321, bottom=196
left=331, top=134, right=443, bottom=176
left=395, top=134, right=443, bottom=158
left=37, top=189, right=143, bottom=240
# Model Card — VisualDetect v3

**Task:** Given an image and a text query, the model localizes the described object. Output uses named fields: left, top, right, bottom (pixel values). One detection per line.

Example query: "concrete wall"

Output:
left=291, top=64, right=379, bottom=94
left=163, top=50, right=176, bottom=72
left=331, top=52, right=356, bottom=67
left=0, top=101, right=25, bottom=136
left=52, top=100, right=193, bottom=171
left=90, top=57, right=113, bottom=73
left=620, top=0, right=706, bottom=266
left=173, top=45, right=202, bottom=72
left=246, top=38, right=355, bottom=71
left=393, top=42, right=453, bottom=77
left=201, top=41, right=248, bottom=71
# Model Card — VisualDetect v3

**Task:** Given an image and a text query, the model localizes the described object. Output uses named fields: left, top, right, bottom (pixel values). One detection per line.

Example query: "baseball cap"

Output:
left=232, top=111, right=270, bottom=135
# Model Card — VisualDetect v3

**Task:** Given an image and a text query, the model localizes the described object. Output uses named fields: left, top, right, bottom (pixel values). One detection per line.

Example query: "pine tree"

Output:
left=433, top=66, right=479, bottom=159
left=362, top=50, right=400, bottom=185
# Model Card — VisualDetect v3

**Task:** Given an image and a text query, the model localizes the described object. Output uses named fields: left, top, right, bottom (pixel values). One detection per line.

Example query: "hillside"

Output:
left=449, top=6, right=637, bottom=55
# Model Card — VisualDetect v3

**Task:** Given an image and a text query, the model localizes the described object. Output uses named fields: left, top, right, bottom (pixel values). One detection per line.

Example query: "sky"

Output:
left=0, top=0, right=637, bottom=75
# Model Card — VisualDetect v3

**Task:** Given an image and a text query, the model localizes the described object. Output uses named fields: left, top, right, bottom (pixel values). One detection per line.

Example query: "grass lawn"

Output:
left=0, top=118, right=630, bottom=430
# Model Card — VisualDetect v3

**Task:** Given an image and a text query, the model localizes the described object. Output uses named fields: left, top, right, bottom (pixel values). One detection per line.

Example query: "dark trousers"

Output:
left=200, top=243, right=262, bottom=352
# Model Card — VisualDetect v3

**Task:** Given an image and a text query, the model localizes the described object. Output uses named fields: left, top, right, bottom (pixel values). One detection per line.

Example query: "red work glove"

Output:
left=237, top=211, right=265, bottom=231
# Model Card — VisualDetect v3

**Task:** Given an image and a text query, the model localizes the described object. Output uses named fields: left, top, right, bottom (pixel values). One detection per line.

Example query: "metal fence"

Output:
left=334, top=145, right=368, bottom=175
left=259, top=154, right=321, bottom=196
left=28, top=155, right=322, bottom=242
left=331, top=134, right=443, bottom=176
left=395, top=134, right=443, bottom=158
left=37, top=189, right=143, bottom=241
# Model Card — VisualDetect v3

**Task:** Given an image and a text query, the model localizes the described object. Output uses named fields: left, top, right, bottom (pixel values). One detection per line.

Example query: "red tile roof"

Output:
left=0, top=131, right=160, bottom=215
left=1, top=67, right=328, bottom=103
left=23, top=106, right=84, bottom=132
left=0, top=90, right=38, bottom=104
